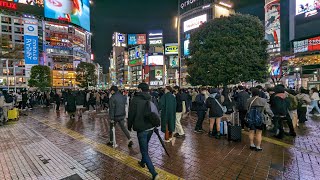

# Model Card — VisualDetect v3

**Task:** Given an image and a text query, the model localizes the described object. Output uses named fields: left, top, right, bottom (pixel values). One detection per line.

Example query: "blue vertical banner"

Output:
left=24, top=35, right=39, bottom=64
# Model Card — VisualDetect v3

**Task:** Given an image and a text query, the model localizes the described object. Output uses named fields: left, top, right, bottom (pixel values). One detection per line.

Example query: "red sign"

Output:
left=137, top=34, right=146, bottom=45
left=308, top=36, right=320, bottom=51
left=0, top=1, right=17, bottom=10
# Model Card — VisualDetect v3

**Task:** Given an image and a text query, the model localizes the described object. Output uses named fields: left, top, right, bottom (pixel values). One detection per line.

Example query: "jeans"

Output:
left=273, top=114, right=295, bottom=137
left=310, top=100, right=320, bottom=114
left=137, top=130, right=157, bottom=178
left=195, top=111, right=206, bottom=130
left=109, top=119, right=131, bottom=142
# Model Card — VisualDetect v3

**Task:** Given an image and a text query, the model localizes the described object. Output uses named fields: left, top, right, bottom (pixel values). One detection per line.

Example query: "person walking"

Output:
left=246, top=88, right=274, bottom=151
left=107, top=86, right=133, bottom=147
left=65, top=90, right=76, bottom=119
left=236, top=86, right=250, bottom=130
left=194, top=87, right=207, bottom=133
left=128, top=83, right=159, bottom=179
left=309, top=87, right=320, bottom=116
left=159, top=86, right=176, bottom=142
left=206, top=88, right=224, bottom=139
left=54, top=91, right=61, bottom=111
left=75, top=90, right=85, bottom=118
left=296, top=88, right=311, bottom=124
left=173, top=86, right=185, bottom=138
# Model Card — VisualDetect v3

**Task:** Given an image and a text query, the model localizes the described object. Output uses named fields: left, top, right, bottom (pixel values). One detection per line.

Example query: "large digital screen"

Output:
left=184, top=40, right=190, bottom=56
left=44, top=0, right=90, bottom=31
left=293, top=36, right=320, bottom=53
left=169, top=56, right=179, bottom=68
left=296, top=0, right=320, bottom=16
left=6, top=0, right=44, bottom=6
left=148, top=55, right=163, bottom=66
left=128, top=34, right=146, bottom=45
left=183, top=14, right=207, bottom=32
left=265, top=0, right=280, bottom=52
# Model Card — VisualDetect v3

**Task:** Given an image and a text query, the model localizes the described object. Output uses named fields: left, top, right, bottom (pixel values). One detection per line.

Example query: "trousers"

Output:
left=174, top=112, right=185, bottom=135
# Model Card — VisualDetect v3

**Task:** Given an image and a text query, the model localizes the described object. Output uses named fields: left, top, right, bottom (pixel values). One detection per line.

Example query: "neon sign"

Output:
left=0, top=1, right=17, bottom=10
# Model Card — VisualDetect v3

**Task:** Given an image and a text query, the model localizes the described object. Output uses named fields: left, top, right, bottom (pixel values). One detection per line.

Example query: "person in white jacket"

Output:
left=309, top=88, right=320, bottom=116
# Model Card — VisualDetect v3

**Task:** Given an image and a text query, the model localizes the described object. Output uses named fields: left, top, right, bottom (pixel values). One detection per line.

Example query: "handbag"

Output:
left=213, top=95, right=227, bottom=113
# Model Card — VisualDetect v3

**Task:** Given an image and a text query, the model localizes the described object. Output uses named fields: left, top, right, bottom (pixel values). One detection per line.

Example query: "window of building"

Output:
left=1, top=16, right=11, bottom=24
left=2, top=25, right=12, bottom=33
left=13, top=18, right=23, bottom=25
left=14, top=26, right=23, bottom=33
left=14, top=35, right=23, bottom=42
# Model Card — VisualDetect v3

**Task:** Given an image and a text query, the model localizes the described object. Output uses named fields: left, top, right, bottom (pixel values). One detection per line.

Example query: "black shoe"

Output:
left=173, top=133, right=180, bottom=137
left=128, top=141, right=133, bottom=148
left=255, top=148, right=263, bottom=152
left=138, top=161, right=145, bottom=168
left=208, top=131, right=214, bottom=138
left=107, top=142, right=113, bottom=146
left=176, top=134, right=185, bottom=138
left=215, top=133, right=221, bottom=139
left=249, top=146, right=256, bottom=150
left=290, top=132, right=297, bottom=137
left=194, top=129, right=203, bottom=134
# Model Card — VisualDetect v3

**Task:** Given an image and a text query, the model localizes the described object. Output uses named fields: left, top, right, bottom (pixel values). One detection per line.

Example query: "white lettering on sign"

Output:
left=180, top=0, right=197, bottom=9
left=184, top=14, right=207, bottom=32
left=150, top=39, right=162, bottom=45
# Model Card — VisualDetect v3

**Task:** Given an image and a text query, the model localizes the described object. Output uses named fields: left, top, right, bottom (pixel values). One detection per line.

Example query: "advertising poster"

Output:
left=44, top=0, right=90, bottom=31
left=128, top=34, right=137, bottom=45
left=24, top=35, right=39, bottom=64
left=6, top=0, right=44, bottom=6
left=137, top=34, right=146, bottom=44
left=148, top=55, right=163, bottom=65
left=308, top=36, right=320, bottom=51
left=184, top=40, right=190, bottom=56
left=169, top=56, right=179, bottom=68
left=183, top=14, right=207, bottom=32
left=155, top=69, right=163, bottom=80
left=296, top=0, right=320, bottom=16
left=265, top=0, right=280, bottom=52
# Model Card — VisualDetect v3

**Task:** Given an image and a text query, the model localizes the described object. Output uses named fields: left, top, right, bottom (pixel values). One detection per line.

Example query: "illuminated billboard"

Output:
left=128, top=34, right=146, bottom=45
left=183, top=14, right=207, bottom=32
left=165, top=43, right=178, bottom=55
left=184, top=40, right=190, bottom=56
left=265, top=0, right=280, bottom=52
left=148, top=55, right=163, bottom=66
left=44, top=0, right=90, bottom=31
left=296, top=0, right=320, bottom=16
left=5, top=0, right=44, bottom=7
left=293, top=36, right=320, bottom=53
left=169, top=56, right=179, bottom=68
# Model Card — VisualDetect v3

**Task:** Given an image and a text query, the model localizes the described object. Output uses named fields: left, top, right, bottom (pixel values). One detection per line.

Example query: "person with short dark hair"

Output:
left=128, top=83, right=159, bottom=179
left=296, top=88, right=311, bottom=124
left=160, top=86, right=176, bottom=142
left=173, top=86, right=185, bottom=138
left=108, top=86, right=133, bottom=147
left=206, top=88, right=224, bottom=139
left=194, top=87, right=207, bottom=133
left=235, top=85, right=250, bottom=129
left=246, top=88, right=273, bottom=151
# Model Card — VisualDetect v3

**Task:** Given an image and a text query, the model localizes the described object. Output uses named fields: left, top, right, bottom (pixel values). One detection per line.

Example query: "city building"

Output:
left=265, top=0, right=320, bottom=89
left=178, top=0, right=234, bottom=86
left=164, top=43, right=179, bottom=86
left=0, top=0, right=92, bottom=90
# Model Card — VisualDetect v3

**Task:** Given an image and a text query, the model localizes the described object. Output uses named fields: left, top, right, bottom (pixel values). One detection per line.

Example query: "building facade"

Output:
left=178, top=0, right=234, bottom=86
left=0, top=0, right=91, bottom=91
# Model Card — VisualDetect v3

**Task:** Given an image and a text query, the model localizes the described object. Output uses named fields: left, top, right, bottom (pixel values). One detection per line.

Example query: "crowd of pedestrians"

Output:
left=1, top=83, right=319, bottom=179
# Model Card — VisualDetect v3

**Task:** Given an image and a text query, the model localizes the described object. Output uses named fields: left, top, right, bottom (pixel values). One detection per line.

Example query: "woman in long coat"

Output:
left=160, top=86, right=176, bottom=142
left=66, top=90, right=76, bottom=119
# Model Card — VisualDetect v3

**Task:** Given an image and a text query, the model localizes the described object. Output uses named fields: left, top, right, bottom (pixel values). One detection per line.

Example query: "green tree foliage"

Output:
left=76, top=62, right=97, bottom=88
left=187, top=14, right=269, bottom=86
left=28, top=65, right=52, bottom=91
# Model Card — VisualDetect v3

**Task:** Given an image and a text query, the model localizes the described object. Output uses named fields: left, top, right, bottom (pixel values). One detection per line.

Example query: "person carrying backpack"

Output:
left=128, top=83, right=159, bottom=180
left=270, top=85, right=296, bottom=139
left=246, top=88, right=273, bottom=151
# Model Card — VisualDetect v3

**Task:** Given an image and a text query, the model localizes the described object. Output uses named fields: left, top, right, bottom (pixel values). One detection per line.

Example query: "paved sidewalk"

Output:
left=1, top=107, right=320, bottom=179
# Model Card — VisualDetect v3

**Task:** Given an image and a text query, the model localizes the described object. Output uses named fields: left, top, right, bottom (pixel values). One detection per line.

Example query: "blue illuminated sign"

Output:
left=24, top=35, right=38, bottom=64
left=128, top=34, right=137, bottom=45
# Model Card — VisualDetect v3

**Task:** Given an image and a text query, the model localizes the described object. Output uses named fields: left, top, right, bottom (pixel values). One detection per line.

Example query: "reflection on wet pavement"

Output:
left=1, top=107, right=320, bottom=180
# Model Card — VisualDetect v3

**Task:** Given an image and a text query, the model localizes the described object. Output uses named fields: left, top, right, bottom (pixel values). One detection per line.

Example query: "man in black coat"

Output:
left=194, top=87, right=208, bottom=133
left=235, top=86, right=250, bottom=129
left=128, top=83, right=158, bottom=179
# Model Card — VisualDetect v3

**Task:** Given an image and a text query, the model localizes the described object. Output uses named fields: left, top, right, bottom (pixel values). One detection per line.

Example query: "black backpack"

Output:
left=5, top=94, right=13, bottom=103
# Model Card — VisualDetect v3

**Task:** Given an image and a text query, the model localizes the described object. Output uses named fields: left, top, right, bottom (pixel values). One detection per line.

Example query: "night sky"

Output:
left=91, top=0, right=264, bottom=71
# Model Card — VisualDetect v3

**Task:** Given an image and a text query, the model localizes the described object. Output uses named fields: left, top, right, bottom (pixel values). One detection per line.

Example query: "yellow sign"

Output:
left=165, top=43, right=178, bottom=55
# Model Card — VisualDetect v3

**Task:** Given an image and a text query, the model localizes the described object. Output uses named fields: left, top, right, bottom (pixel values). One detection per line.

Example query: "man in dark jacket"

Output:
left=270, top=85, right=296, bottom=139
left=108, top=86, right=133, bottom=147
left=128, top=83, right=158, bottom=179
left=236, top=86, right=250, bottom=129
left=173, top=86, right=185, bottom=138
left=194, top=87, right=207, bottom=133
